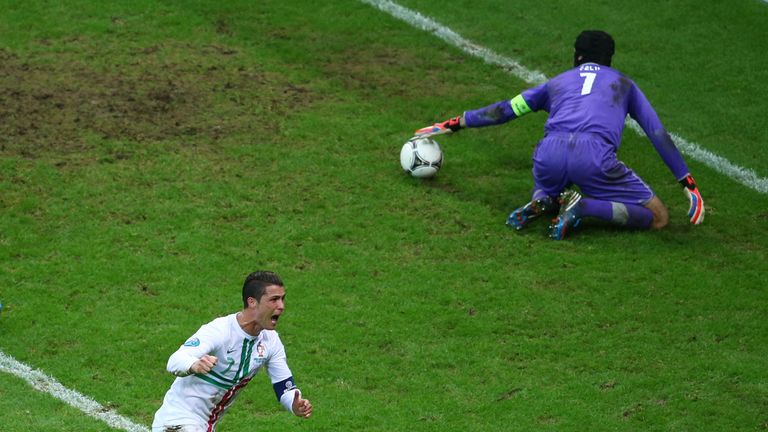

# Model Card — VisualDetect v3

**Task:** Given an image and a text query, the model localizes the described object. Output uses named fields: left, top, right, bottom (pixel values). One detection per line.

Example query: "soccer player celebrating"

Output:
left=414, top=30, right=704, bottom=240
left=152, top=271, right=312, bottom=432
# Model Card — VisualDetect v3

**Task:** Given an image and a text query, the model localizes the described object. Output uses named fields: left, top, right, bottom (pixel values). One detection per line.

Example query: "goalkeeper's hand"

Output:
left=679, top=174, right=704, bottom=225
left=413, top=116, right=463, bottom=139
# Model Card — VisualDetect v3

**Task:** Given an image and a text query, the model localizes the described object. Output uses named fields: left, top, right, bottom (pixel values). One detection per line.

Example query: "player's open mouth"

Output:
left=271, top=315, right=280, bottom=324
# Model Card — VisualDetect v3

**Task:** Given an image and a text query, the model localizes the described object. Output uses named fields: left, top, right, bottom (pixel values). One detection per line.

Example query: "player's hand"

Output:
left=679, top=174, right=704, bottom=225
left=413, top=115, right=463, bottom=139
left=190, top=355, right=218, bottom=374
left=292, top=391, right=313, bottom=418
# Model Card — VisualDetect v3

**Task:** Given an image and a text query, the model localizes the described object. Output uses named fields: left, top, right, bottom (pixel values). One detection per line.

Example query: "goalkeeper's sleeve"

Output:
left=463, top=94, right=532, bottom=128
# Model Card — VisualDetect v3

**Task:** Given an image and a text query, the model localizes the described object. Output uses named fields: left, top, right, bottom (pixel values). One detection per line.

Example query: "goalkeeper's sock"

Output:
left=580, top=198, right=653, bottom=229
left=531, top=188, right=550, bottom=202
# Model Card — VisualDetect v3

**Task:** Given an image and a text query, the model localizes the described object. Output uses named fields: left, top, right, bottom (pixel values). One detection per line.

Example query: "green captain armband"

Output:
left=510, top=94, right=532, bottom=117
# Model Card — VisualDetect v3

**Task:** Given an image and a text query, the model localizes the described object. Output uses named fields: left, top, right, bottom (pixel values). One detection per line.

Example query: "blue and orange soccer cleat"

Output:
left=548, top=190, right=583, bottom=240
left=507, top=196, right=558, bottom=231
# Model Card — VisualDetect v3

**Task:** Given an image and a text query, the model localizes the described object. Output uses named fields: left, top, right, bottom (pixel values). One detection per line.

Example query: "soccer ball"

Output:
left=400, top=138, right=443, bottom=178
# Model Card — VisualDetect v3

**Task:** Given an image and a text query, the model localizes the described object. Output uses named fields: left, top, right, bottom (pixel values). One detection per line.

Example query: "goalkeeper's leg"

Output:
left=576, top=197, right=667, bottom=229
left=643, top=196, right=669, bottom=229
left=507, top=189, right=559, bottom=230
left=514, top=138, right=570, bottom=231
left=570, top=146, right=669, bottom=230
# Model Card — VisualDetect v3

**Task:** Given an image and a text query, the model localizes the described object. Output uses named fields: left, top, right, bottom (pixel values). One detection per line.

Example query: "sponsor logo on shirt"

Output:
left=183, top=337, right=200, bottom=347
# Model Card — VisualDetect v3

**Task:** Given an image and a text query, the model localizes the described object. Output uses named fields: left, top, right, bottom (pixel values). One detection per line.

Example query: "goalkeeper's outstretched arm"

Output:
left=413, top=94, right=533, bottom=139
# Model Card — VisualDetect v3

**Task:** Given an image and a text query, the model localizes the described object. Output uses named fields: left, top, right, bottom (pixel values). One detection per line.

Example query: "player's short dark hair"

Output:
left=242, top=271, right=284, bottom=308
left=574, top=30, right=615, bottom=67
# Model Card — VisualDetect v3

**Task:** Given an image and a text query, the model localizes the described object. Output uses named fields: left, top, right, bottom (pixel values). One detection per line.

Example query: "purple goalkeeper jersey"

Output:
left=465, top=63, right=689, bottom=181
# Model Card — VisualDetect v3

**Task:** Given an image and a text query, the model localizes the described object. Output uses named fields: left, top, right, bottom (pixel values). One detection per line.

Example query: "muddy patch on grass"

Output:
left=322, top=44, right=468, bottom=99
left=0, top=42, right=314, bottom=157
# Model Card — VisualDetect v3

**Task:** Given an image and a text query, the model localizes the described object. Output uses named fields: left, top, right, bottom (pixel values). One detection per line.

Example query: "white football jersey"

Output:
left=152, top=313, right=298, bottom=431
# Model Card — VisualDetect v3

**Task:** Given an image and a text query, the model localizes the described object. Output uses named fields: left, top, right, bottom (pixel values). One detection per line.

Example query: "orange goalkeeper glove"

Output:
left=680, top=174, right=704, bottom=225
left=413, top=116, right=463, bottom=139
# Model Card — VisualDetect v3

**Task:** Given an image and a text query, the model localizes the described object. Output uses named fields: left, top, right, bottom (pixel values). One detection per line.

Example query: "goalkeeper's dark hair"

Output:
left=242, top=271, right=284, bottom=308
left=574, top=30, right=615, bottom=67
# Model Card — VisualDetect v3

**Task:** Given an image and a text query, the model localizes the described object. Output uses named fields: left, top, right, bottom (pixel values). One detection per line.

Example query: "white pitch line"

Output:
left=0, top=350, right=150, bottom=432
left=359, top=0, right=768, bottom=194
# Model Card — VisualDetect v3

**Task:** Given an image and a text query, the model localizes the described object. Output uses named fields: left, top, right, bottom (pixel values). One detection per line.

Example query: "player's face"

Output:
left=253, top=284, right=286, bottom=330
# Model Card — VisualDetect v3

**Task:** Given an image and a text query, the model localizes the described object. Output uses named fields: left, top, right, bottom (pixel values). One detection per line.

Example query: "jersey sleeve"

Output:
left=463, top=84, right=545, bottom=128
left=166, top=323, right=223, bottom=377
left=520, top=82, right=550, bottom=112
left=627, top=83, right=690, bottom=180
left=463, top=99, right=518, bottom=127
left=265, top=334, right=299, bottom=413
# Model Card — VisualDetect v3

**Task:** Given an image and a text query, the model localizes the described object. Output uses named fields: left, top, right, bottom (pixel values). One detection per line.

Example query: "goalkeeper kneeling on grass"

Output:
left=413, top=30, right=704, bottom=240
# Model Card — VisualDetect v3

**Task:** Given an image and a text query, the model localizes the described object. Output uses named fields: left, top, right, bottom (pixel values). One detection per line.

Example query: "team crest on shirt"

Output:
left=183, top=337, right=200, bottom=347
left=256, top=342, right=265, bottom=358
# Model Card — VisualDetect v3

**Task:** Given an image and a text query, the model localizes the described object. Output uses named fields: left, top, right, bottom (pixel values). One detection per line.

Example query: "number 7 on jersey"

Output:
left=580, top=72, right=596, bottom=95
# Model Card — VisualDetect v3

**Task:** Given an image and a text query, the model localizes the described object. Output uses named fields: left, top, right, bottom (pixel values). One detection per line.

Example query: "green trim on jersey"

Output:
left=510, top=94, right=532, bottom=117
left=242, top=339, right=256, bottom=377
left=207, top=369, right=235, bottom=385
left=235, top=339, right=255, bottom=381
left=195, top=373, right=231, bottom=390
left=194, top=338, right=257, bottom=389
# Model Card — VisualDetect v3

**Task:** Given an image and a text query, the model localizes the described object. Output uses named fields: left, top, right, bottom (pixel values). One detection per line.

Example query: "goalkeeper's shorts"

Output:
left=532, top=132, right=654, bottom=205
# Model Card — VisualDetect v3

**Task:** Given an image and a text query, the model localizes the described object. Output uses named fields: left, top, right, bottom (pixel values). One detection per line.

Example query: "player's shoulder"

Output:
left=260, top=329, right=284, bottom=346
left=261, top=329, right=280, bottom=340
left=199, top=313, right=236, bottom=335
left=597, top=65, right=634, bottom=84
left=211, top=313, right=236, bottom=326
